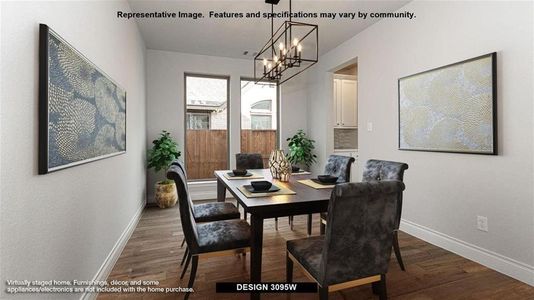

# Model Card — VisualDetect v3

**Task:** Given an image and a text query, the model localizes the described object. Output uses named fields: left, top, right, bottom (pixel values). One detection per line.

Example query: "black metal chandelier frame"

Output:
left=254, top=0, right=318, bottom=85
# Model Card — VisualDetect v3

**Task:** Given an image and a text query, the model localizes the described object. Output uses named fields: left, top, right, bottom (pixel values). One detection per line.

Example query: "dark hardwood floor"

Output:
left=99, top=202, right=534, bottom=300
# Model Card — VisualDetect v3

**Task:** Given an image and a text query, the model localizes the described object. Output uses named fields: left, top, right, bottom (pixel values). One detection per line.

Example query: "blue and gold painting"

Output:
left=40, top=25, right=126, bottom=173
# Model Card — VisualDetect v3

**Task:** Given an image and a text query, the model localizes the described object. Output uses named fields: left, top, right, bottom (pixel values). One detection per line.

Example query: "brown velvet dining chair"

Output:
left=287, top=180, right=405, bottom=300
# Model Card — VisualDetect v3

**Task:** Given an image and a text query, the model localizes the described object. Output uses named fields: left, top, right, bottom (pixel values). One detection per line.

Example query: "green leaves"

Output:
left=147, top=130, right=181, bottom=173
left=286, top=129, right=317, bottom=169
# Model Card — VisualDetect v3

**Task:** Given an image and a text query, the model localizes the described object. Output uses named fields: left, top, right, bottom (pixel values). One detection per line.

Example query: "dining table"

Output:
left=214, top=169, right=333, bottom=300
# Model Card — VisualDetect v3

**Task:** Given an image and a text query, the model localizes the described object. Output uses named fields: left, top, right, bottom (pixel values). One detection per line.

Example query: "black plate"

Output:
left=244, top=184, right=281, bottom=193
left=227, top=172, right=253, bottom=177
left=311, top=179, right=336, bottom=186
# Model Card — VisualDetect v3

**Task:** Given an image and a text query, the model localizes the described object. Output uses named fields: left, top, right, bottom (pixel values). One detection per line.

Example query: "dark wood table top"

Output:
left=214, top=169, right=333, bottom=217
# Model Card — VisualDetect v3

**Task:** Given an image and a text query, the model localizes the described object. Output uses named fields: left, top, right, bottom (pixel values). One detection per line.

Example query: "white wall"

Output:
left=146, top=50, right=307, bottom=201
left=307, top=1, right=533, bottom=285
left=0, top=1, right=147, bottom=299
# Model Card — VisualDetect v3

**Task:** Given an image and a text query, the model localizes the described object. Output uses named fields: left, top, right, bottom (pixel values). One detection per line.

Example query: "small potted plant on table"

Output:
left=148, top=130, right=181, bottom=208
left=286, top=129, right=317, bottom=172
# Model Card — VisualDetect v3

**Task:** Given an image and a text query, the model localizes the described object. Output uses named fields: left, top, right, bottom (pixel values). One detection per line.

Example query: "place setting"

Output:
left=297, top=174, right=338, bottom=189
left=289, top=165, right=311, bottom=175
left=223, top=168, right=264, bottom=180
left=238, top=180, right=296, bottom=198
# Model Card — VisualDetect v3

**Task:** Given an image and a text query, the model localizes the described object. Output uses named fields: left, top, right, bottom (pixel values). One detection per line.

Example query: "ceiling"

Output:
left=128, top=0, right=410, bottom=59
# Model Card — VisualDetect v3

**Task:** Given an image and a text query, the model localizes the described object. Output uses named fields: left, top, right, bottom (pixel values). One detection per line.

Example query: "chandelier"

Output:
left=254, top=0, right=318, bottom=85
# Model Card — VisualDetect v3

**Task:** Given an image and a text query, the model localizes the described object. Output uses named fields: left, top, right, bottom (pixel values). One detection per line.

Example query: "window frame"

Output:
left=184, top=73, right=230, bottom=182
left=239, top=77, right=280, bottom=146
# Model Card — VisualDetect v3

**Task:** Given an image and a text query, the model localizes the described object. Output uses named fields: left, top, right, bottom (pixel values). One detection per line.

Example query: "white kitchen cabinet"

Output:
left=333, top=78, right=357, bottom=128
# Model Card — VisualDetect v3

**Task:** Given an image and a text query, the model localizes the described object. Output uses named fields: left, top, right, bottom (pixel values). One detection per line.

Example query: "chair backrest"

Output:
left=167, top=164, right=199, bottom=251
left=236, top=153, right=264, bottom=169
left=320, top=181, right=405, bottom=285
left=362, top=159, right=408, bottom=182
left=323, top=155, right=355, bottom=183
left=170, top=160, right=194, bottom=208
left=171, top=160, right=187, bottom=180
left=362, top=159, right=409, bottom=228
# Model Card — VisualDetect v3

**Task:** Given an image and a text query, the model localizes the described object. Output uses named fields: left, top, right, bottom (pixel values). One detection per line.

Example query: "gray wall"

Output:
left=146, top=49, right=308, bottom=201
left=306, top=1, right=533, bottom=284
left=0, top=1, right=147, bottom=298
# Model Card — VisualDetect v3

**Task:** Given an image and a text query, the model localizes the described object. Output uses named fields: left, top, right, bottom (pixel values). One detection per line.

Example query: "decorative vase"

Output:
left=269, top=150, right=291, bottom=181
left=155, top=181, right=178, bottom=208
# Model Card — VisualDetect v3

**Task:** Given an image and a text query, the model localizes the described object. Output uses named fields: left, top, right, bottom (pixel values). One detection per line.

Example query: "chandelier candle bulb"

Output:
left=253, top=0, right=318, bottom=84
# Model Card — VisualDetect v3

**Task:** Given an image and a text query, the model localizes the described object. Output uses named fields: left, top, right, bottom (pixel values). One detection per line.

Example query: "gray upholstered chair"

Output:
left=235, top=153, right=279, bottom=227
left=296, top=155, right=355, bottom=236
left=172, top=160, right=240, bottom=222
left=323, top=155, right=356, bottom=183
left=236, top=153, right=264, bottom=170
left=320, top=159, right=409, bottom=271
left=167, top=164, right=251, bottom=300
left=171, top=160, right=241, bottom=267
left=287, top=180, right=405, bottom=300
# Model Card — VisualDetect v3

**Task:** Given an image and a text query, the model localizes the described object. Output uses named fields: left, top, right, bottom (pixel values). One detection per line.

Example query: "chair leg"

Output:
left=320, top=220, right=326, bottom=235
left=275, top=217, right=279, bottom=231
left=286, top=253, right=293, bottom=283
left=319, top=286, right=329, bottom=300
left=290, top=216, right=294, bottom=230
left=379, top=274, right=387, bottom=300
left=180, top=238, right=185, bottom=248
left=392, top=230, right=405, bottom=271
left=184, top=256, right=199, bottom=300
left=372, top=275, right=387, bottom=299
left=372, top=281, right=380, bottom=294
left=244, top=211, right=247, bottom=221
left=307, top=214, right=312, bottom=236
left=180, top=253, right=191, bottom=279
left=180, top=246, right=189, bottom=266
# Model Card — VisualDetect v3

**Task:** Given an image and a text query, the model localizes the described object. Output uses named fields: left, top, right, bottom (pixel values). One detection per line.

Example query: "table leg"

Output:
left=250, top=214, right=264, bottom=300
left=217, top=178, right=226, bottom=202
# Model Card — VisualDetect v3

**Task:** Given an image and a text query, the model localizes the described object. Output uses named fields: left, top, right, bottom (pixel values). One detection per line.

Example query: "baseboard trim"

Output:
left=80, top=203, right=145, bottom=300
left=400, top=219, right=534, bottom=287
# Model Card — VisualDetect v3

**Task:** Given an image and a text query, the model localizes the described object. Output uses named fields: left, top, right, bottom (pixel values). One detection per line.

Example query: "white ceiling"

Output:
left=128, top=0, right=410, bottom=59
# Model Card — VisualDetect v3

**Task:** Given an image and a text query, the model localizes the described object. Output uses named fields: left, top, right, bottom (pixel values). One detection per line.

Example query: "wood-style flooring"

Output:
left=99, top=202, right=534, bottom=300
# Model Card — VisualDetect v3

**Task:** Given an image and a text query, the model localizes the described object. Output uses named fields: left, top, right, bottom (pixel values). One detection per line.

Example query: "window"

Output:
left=186, top=113, right=210, bottom=129
left=185, top=75, right=229, bottom=180
left=251, top=115, right=272, bottom=129
left=251, top=100, right=272, bottom=111
left=240, top=80, right=278, bottom=167
left=249, top=99, right=273, bottom=129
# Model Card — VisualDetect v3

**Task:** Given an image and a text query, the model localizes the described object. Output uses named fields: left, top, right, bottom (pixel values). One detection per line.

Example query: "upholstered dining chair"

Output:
left=235, top=153, right=280, bottom=227
left=287, top=180, right=405, bottom=300
left=320, top=159, right=409, bottom=271
left=167, top=164, right=251, bottom=300
left=292, top=155, right=355, bottom=236
left=171, top=160, right=241, bottom=266
left=236, top=153, right=264, bottom=170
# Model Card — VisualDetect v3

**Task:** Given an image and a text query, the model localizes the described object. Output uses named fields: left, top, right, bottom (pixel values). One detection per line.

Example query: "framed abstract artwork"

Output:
left=398, top=53, right=497, bottom=155
left=39, top=24, right=126, bottom=174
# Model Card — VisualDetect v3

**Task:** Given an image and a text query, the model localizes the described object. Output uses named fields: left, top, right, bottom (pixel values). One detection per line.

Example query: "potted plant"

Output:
left=147, top=130, right=181, bottom=208
left=286, top=129, right=317, bottom=172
